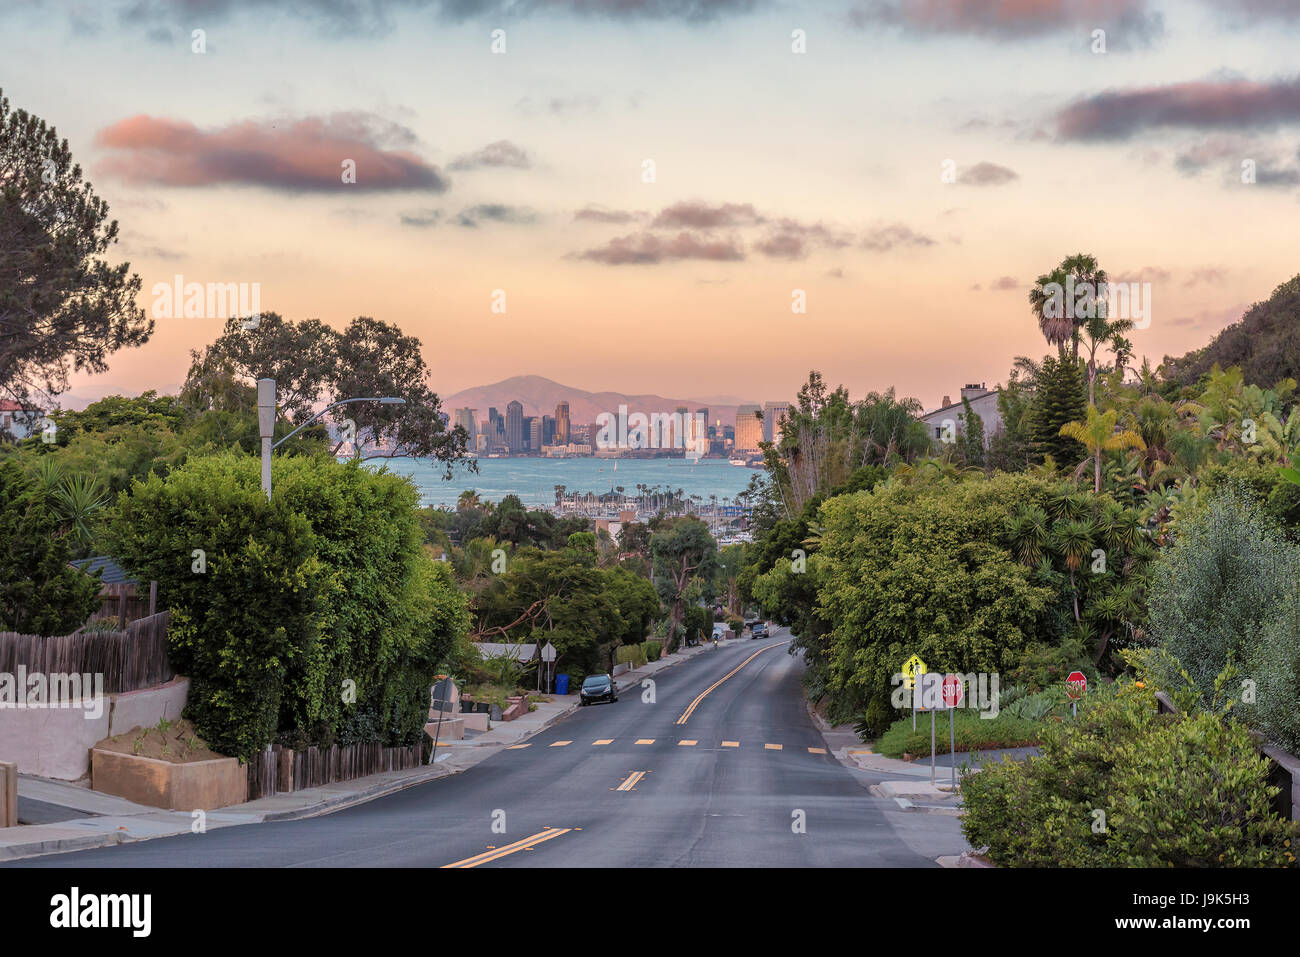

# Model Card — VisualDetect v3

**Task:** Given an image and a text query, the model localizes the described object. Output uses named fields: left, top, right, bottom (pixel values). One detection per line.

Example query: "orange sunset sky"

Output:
left=3, top=0, right=1299, bottom=412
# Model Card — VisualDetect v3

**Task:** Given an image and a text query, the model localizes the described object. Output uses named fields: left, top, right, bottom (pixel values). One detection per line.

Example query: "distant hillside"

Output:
left=1163, top=275, right=1300, bottom=387
left=443, top=375, right=746, bottom=428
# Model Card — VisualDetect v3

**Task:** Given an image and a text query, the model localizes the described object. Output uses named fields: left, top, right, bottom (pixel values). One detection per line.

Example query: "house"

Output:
left=917, top=383, right=1002, bottom=449
left=0, top=400, right=47, bottom=441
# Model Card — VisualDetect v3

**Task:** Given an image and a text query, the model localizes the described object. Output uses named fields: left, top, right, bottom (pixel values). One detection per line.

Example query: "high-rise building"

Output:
left=763, top=401, right=791, bottom=444
left=735, top=403, right=762, bottom=451
left=554, top=401, right=570, bottom=444
left=529, top=417, right=542, bottom=452
left=541, top=415, right=556, bottom=447
left=454, top=407, right=477, bottom=439
left=506, top=401, right=524, bottom=453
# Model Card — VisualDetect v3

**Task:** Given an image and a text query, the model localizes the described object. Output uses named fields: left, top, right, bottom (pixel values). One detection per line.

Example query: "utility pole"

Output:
left=258, top=378, right=275, bottom=500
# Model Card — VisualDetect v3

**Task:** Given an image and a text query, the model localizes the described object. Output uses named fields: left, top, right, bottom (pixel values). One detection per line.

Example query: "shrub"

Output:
left=876, top=709, right=1047, bottom=759
left=961, top=681, right=1300, bottom=867
left=641, top=639, right=662, bottom=662
left=616, top=643, right=647, bottom=668
left=1245, top=587, right=1300, bottom=752
left=1147, top=487, right=1298, bottom=701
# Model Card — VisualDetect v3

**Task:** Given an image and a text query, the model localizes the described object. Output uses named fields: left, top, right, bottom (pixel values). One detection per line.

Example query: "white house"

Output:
left=917, top=383, right=1002, bottom=449
left=0, top=400, right=47, bottom=441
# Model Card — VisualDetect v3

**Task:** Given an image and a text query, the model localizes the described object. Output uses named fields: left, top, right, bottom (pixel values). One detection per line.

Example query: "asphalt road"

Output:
left=11, top=629, right=956, bottom=867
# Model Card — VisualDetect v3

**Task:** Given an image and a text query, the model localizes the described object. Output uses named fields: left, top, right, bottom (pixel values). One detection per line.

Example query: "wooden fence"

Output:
left=92, top=581, right=158, bottom=628
left=247, top=740, right=427, bottom=800
left=0, top=611, right=173, bottom=695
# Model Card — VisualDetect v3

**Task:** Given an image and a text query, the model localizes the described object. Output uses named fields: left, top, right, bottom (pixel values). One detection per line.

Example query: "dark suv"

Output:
left=751, top=621, right=769, bottom=639
left=580, top=673, right=618, bottom=706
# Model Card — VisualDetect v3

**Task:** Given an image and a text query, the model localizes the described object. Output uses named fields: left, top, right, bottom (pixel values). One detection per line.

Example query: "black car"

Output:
left=751, top=621, right=769, bottom=639
left=579, top=674, right=618, bottom=705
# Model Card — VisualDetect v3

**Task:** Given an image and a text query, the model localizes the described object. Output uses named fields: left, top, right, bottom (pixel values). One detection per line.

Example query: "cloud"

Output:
left=957, top=161, right=1019, bottom=186
left=448, top=140, right=531, bottom=171
left=453, top=204, right=538, bottom=227
left=848, top=0, right=1161, bottom=41
left=1055, top=77, right=1300, bottom=141
left=989, top=276, right=1019, bottom=290
left=572, top=231, right=745, bottom=264
left=95, top=112, right=448, bottom=192
left=860, top=223, right=937, bottom=251
left=400, top=209, right=444, bottom=228
left=1200, top=0, right=1300, bottom=25
left=650, top=201, right=764, bottom=229
left=515, top=94, right=602, bottom=115
left=755, top=219, right=853, bottom=259
left=573, top=205, right=642, bottom=224
left=1183, top=267, right=1228, bottom=287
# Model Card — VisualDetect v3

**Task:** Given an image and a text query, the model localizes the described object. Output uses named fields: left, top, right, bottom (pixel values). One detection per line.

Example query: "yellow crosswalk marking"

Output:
left=678, top=740, right=697, bottom=746
left=550, top=740, right=571, bottom=747
left=765, top=743, right=782, bottom=750
left=635, top=738, right=654, bottom=745
left=506, top=744, right=530, bottom=750
left=808, top=747, right=826, bottom=754
left=593, top=739, right=613, bottom=746
left=721, top=741, right=739, bottom=748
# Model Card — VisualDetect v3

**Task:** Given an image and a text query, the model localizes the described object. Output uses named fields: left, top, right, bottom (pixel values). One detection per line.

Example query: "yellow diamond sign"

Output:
left=901, top=654, right=927, bottom=690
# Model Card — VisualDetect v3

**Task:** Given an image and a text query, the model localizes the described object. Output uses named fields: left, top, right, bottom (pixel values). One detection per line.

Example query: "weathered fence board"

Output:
left=0, top=611, right=172, bottom=694
left=246, top=740, right=426, bottom=800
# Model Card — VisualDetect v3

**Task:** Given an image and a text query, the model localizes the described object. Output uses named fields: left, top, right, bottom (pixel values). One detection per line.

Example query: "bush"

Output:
left=876, top=709, right=1047, bottom=759
left=961, top=681, right=1300, bottom=867
left=641, top=639, right=662, bottom=662
left=106, top=452, right=470, bottom=759
left=1246, top=587, right=1300, bottom=752
left=1148, top=487, right=1298, bottom=701
left=616, top=643, right=647, bottom=668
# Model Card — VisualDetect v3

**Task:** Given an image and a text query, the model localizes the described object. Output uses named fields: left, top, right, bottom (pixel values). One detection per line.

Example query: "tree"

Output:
left=1080, top=310, right=1134, bottom=406
left=0, top=459, right=101, bottom=634
left=1058, top=406, right=1145, bottom=493
left=650, top=516, right=718, bottom=652
left=1029, top=355, right=1087, bottom=466
left=959, top=396, right=985, bottom=469
left=0, top=89, right=152, bottom=405
left=1029, top=254, right=1108, bottom=361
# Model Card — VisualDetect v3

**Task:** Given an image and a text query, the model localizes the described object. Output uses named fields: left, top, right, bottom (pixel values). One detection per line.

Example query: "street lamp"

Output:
left=256, top=377, right=407, bottom=500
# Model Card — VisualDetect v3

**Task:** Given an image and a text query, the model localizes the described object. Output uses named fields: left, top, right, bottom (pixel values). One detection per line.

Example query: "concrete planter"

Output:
left=91, top=748, right=247, bottom=811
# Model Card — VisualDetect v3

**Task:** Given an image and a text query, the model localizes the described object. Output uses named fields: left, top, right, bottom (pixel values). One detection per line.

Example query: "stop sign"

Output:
left=942, top=674, right=963, bottom=708
left=1066, top=671, right=1088, bottom=700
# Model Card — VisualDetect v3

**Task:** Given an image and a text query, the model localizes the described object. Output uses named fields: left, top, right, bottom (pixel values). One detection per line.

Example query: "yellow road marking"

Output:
left=765, top=743, right=783, bottom=750
left=635, top=738, right=655, bottom=745
left=593, top=739, right=613, bottom=746
left=441, top=827, right=571, bottom=868
left=721, top=741, right=739, bottom=748
left=549, top=740, right=571, bottom=747
left=807, top=747, right=826, bottom=754
left=675, top=640, right=790, bottom=725
left=506, top=744, right=530, bottom=750
left=678, top=740, right=697, bottom=746
left=616, top=770, right=647, bottom=791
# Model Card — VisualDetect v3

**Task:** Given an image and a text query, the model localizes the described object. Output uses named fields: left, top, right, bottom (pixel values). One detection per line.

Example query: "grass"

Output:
left=876, top=709, right=1049, bottom=759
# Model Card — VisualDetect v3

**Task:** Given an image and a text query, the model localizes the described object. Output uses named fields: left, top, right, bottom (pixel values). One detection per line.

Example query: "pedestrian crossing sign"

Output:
left=901, top=654, right=927, bottom=690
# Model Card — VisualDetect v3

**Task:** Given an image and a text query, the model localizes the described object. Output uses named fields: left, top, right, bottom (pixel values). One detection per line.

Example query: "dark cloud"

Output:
left=957, top=161, right=1019, bottom=186
left=453, top=204, right=538, bottom=227
left=572, top=231, right=744, bottom=265
left=95, top=112, right=448, bottom=192
left=848, top=0, right=1161, bottom=41
left=573, top=206, right=642, bottom=224
left=860, top=223, right=937, bottom=252
left=650, top=201, right=764, bottom=229
left=448, top=140, right=531, bottom=171
left=400, top=209, right=444, bottom=227
left=1055, top=77, right=1300, bottom=141
left=755, top=219, right=852, bottom=259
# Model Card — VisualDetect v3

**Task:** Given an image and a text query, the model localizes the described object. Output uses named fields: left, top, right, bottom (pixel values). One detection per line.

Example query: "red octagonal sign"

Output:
left=1066, top=671, right=1088, bottom=700
left=942, top=674, right=964, bottom=708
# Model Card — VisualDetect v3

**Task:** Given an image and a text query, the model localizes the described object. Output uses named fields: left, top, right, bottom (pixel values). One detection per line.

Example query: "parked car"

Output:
left=580, top=673, right=618, bottom=706
left=751, top=621, right=769, bottom=639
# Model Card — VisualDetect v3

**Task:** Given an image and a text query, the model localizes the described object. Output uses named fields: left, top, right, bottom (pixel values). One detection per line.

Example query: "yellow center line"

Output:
left=615, top=770, right=647, bottom=791
left=549, top=740, right=571, bottom=747
left=593, top=739, right=613, bottom=746
left=721, top=741, right=739, bottom=748
left=440, top=827, right=572, bottom=868
left=807, top=747, right=826, bottom=754
left=677, top=740, right=697, bottom=746
left=675, top=640, right=790, bottom=725
left=635, top=738, right=655, bottom=745
left=765, top=743, right=783, bottom=750
left=506, top=744, right=530, bottom=750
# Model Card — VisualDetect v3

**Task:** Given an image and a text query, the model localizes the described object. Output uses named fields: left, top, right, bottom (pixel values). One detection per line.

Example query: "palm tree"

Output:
left=1080, top=310, right=1135, bottom=406
left=1059, top=407, right=1146, bottom=493
left=1029, top=266, right=1073, bottom=355
left=1029, top=254, right=1109, bottom=360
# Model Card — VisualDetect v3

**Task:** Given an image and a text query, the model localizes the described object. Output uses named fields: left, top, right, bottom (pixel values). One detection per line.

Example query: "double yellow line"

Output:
left=440, top=827, right=572, bottom=868
left=615, top=770, right=647, bottom=791
left=675, top=640, right=789, bottom=725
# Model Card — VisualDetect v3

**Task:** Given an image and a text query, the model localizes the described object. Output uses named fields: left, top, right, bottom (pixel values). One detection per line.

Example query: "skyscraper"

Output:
left=506, top=401, right=524, bottom=453
left=541, top=415, right=556, bottom=447
left=763, top=401, right=791, bottom=444
left=554, top=401, right=570, bottom=444
left=454, top=407, right=476, bottom=439
left=735, top=403, right=762, bottom=451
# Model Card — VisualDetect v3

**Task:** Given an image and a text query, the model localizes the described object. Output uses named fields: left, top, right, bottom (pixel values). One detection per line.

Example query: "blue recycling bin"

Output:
left=556, top=674, right=570, bottom=696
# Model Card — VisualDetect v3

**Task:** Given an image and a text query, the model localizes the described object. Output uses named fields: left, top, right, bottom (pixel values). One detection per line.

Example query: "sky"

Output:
left=3, top=0, right=1300, bottom=412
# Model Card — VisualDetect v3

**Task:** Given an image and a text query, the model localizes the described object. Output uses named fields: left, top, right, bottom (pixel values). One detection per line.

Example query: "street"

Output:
left=9, top=629, right=962, bottom=867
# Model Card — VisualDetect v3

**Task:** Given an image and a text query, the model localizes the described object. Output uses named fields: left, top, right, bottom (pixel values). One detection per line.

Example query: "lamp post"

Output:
left=256, top=377, right=407, bottom=501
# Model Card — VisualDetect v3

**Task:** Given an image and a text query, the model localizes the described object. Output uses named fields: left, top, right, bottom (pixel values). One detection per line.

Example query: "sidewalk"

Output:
left=0, top=637, right=726, bottom=861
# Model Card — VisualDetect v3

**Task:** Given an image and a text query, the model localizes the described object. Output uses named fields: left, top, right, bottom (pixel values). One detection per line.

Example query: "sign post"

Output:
left=902, top=654, right=927, bottom=732
left=541, top=641, right=557, bottom=694
left=1066, top=670, right=1088, bottom=718
left=942, top=674, right=963, bottom=789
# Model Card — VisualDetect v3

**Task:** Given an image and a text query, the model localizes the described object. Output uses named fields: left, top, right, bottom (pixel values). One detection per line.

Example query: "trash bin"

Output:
left=556, top=674, right=570, bottom=696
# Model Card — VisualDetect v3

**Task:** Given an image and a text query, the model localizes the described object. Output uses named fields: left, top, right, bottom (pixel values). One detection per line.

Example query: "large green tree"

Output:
left=0, top=89, right=152, bottom=405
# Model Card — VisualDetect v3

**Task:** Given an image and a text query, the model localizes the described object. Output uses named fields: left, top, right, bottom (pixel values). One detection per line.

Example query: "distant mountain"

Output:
left=442, top=375, right=747, bottom=427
